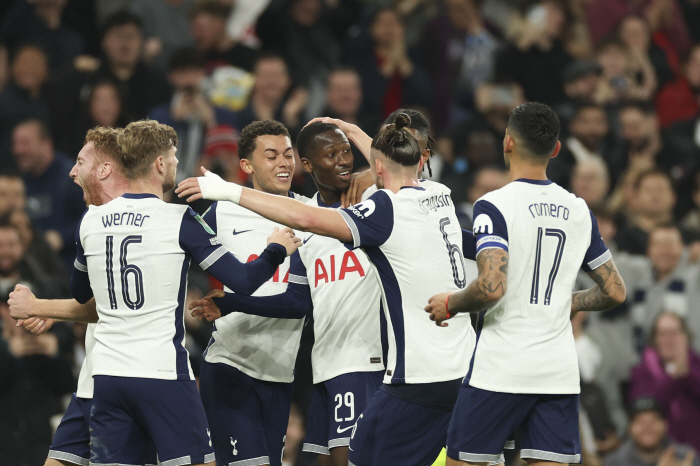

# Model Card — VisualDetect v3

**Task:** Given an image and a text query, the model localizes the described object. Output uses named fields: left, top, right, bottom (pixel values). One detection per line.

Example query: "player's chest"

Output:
left=301, top=236, right=373, bottom=290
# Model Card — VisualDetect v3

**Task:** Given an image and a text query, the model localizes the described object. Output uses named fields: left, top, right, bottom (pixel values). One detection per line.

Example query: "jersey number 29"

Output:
left=105, top=235, right=145, bottom=310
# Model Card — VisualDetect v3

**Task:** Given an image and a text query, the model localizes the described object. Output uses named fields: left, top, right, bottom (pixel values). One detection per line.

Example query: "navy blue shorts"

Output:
left=303, top=371, right=383, bottom=455
left=48, top=393, right=158, bottom=466
left=90, top=376, right=214, bottom=465
left=200, top=361, right=293, bottom=466
left=348, top=387, right=452, bottom=466
left=446, top=384, right=581, bottom=464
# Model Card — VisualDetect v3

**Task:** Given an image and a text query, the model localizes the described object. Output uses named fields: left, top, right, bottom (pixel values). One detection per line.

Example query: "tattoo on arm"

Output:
left=572, top=259, right=626, bottom=315
left=450, top=248, right=508, bottom=314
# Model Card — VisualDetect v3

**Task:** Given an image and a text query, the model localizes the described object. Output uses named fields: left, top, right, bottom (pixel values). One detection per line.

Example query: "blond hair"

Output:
left=84, top=126, right=123, bottom=171
left=118, top=120, right=178, bottom=179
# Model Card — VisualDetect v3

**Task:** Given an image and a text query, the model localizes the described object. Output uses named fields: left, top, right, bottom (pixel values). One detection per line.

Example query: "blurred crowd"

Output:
left=1, top=0, right=700, bottom=465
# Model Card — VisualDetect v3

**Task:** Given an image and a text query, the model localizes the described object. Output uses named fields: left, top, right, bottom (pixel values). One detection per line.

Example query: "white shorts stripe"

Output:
left=302, top=442, right=330, bottom=455
left=458, top=452, right=503, bottom=463
left=228, top=456, right=270, bottom=466
left=161, top=455, right=192, bottom=466
left=48, top=450, right=89, bottom=466
left=328, top=437, right=351, bottom=449
left=520, top=448, right=580, bottom=463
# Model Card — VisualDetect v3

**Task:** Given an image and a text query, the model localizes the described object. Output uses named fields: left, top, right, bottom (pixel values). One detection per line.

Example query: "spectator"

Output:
left=129, top=0, right=195, bottom=71
left=629, top=312, right=700, bottom=452
left=585, top=0, right=692, bottom=55
left=236, top=54, right=308, bottom=137
left=617, top=101, right=692, bottom=198
left=0, top=171, right=25, bottom=217
left=630, top=225, right=698, bottom=344
left=0, top=0, right=84, bottom=69
left=495, top=0, right=575, bottom=106
left=321, top=67, right=380, bottom=170
left=0, top=44, right=51, bottom=168
left=11, top=119, right=84, bottom=267
left=619, top=15, right=675, bottom=88
left=681, top=171, right=700, bottom=240
left=149, top=47, right=239, bottom=183
left=421, top=0, right=499, bottom=129
left=257, top=0, right=341, bottom=115
left=604, top=397, right=699, bottom=466
left=0, top=293, right=75, bottom=465
left=455, top=165, right=509, bottom=229
left=594, top=38, right=657, bottom=106
left=198, top=124, right=246, bottom=186
left=571, top=158, right=611, bottom=210
left=343, top=7, right=432, bottom=120
left=656, top=43, right=700, bottom=128
left=48, top=10, right=171, bottom=153
left=616, top=170, right=676, bottom=255
left=555, top=59, right=603, bottom=124
left=548, top=103, right=621, bottom=189
left=189, top=0, right=258, bottom=74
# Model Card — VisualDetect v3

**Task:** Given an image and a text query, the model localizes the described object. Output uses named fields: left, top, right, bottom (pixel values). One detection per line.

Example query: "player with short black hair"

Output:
left=425, top=102, right=627, bottom=466
left=177, top=113, right=476, bottom=466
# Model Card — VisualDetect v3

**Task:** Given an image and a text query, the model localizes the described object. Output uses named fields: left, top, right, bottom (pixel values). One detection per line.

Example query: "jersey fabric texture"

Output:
left=467, top=179, right=610, bottom=394
left=202, top=196, right=306, bottom=383
left=301, top=192, right=384, bottom=383
left=75, top=324, right=95, bottom=398
left=338, top=183, right=475, bottom=384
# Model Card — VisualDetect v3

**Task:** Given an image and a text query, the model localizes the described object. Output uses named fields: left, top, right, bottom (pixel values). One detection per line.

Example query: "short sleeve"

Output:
left=472, top=199, right=509, bottom=255
left=202, top=201, right=218, bottom=235
left=178, top=207, right=225, bottom=270
left=73, top=220, right=88, bottom=273
left=582, top=210, right=611, bottom=272
left=337, top=190, right=394, bottom=249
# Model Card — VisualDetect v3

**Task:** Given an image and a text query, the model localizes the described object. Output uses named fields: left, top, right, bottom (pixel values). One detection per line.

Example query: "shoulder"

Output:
left=418, top=179, right=451, bottom=195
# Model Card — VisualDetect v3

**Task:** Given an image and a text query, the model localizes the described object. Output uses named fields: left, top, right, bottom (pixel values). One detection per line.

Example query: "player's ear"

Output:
left=550, top=140, right=561, bottom=159
left=156, top=155, right=165, bottom=174
left=374, top=158, right=383, bottom=177
left=300, top=157, right=313, bottom=174
left=418, top=155, right=426, bottom=172
left=504, top=134, right=514, bottom=154
left=98, top=162, right=112, bottom=180
left=240, top=157, right=253, bottom=176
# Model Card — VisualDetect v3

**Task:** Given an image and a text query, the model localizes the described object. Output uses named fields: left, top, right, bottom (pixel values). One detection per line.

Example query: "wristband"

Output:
left=445, top=294, right=453, bottom=320
left=199, top=171, right=243, bottom=204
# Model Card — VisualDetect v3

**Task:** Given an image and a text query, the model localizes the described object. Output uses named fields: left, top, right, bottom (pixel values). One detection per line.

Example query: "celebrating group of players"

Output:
left=9, top=102, right=627, bottom=466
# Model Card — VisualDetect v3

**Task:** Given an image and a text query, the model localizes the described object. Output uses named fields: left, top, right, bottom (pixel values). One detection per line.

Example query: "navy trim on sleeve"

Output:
left=472, top=200, right=509, bottom=254
left=339, top=190, right=394, bottom=249
left=582, top=210, right=611, bottom=272
left=462, top=229, right=476, bottom=261
left=71, top=210, right=93, bottom=303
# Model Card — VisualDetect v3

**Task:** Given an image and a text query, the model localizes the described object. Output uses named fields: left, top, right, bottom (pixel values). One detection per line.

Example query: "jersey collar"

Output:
left=121, top=193, right=160, bottom=199
left=400, top=186, right=426, bottom=191
left=514, top=178, right=553, bottom=185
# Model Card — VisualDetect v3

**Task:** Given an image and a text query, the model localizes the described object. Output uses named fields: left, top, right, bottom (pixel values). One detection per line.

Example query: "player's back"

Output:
left=347, top=182, right=475, bottom=384
left=203, top=200, right=304, bottom=383
left=80, top=194, right=197, bottom=380
left=470, top=179, right=609, bottom=394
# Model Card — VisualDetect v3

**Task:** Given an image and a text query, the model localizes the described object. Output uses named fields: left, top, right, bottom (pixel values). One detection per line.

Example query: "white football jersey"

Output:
left=203, top=194, right=306, bottom=383
left=75, top=323, right=96, bottom=398
left=76, top=194, right=253, bottom=380
left=300, top=193, right=384, bottom=384
left=468, top=179, right=611, bottom=394
left=339, top=182, right=475, bottom=384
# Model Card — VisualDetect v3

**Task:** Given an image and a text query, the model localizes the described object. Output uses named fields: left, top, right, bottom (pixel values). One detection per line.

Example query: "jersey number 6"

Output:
left=440, top=217, right=467, bottom=288
left=105, top=235, right=145, bottom=310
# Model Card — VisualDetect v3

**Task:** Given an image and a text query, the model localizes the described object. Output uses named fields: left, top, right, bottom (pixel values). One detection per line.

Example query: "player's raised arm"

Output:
left=9, top=284, right=98, bottom=324
left=571, top=258, right=626, bottom=317
left=176, top=169, right=354, bottom=243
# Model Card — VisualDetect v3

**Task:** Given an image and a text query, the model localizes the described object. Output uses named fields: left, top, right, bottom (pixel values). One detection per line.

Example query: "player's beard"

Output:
left=82, top=169, right=104, bottom=206
left=162, top=165, right=176, bottom=193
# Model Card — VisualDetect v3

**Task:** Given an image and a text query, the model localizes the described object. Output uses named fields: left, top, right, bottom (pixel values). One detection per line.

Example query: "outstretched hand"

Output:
left=190, top=289, right=226, bottom=321
left=424, top=292, right=453, bottom=327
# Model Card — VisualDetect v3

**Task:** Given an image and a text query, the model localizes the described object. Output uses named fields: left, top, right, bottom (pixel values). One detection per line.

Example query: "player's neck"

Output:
left=317, top=186, right=341, bottom=206
left=508, top=161, right=548, bottom=183
left=103, top=179, right=130, bottom=203
left=381, top=167, right=420, bottom=193
left=126, top=178, right=164, bottom=199
left=251, top=178, right=288, bottom=196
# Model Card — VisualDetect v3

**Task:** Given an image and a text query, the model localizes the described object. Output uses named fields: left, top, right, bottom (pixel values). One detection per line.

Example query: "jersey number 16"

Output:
left=105, top=235, right=145, bottom=310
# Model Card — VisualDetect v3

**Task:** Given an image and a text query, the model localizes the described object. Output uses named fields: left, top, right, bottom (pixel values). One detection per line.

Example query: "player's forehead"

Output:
left=77, top=142, right=98, bottom=163
left=317, top=129, right=349, bottom=150
left=253, top=134, right=292, bottom=156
